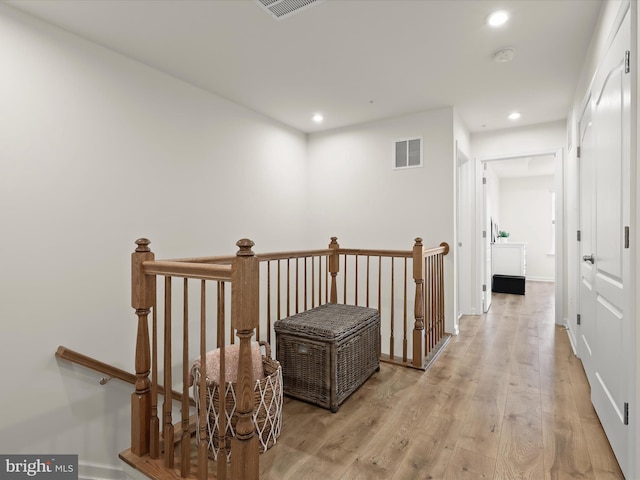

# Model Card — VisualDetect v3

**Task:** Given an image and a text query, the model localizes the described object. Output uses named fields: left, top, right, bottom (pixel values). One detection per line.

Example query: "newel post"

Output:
left=131, top=238, right=155, bottom=456
left=329, top=237, right=340, bottom=303
left=412, top=237, right=426, bottom=369
left=230, top=239, right=259, bottom=480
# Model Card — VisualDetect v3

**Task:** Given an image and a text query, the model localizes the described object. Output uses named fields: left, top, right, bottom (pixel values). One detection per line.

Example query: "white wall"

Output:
left=0, top=4, right=307, bottom=477
left=306, top=107, right=457, bottom=334
left=486, top=165, right=501, bottom=230
left=498, top=175, right=555, bottom=281
left=472, top=121, right=566, bottom=160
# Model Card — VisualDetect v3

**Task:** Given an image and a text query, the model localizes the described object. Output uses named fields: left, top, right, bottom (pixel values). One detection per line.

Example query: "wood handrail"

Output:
left=425, top=242, right=449, bottom=257
left=55, top=346, right=194, bottom=406
left=257, top=249, right=333, bottom=261
left=141, top=260, right=233, bottom=280
left=338, top=247, right=412, bottom=258
left=154, top=243, right=448, bottom=267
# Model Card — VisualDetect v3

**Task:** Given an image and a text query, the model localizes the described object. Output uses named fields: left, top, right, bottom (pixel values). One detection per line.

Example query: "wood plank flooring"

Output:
left=258, top=281, right=625, bottom=479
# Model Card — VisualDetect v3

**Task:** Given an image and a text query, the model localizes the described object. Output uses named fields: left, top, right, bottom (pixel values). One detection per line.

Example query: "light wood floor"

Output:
left=258, top=281, right=624, bottom=479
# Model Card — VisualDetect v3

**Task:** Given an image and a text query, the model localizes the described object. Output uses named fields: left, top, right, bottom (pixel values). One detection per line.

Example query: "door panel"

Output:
left=595, top=56, right=624, bottom=282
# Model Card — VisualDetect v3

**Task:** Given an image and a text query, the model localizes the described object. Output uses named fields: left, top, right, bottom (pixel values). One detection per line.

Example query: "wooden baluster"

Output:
left=267, top=262, right=272, bottom=343
left=163, top=277, right=174, bottom=468
left=343, top=255, right=347, bottom=304
left=366, top=256, right=370, bottom=308
left=378, top=256, right=383, bottom=359
left=427, top=256, right=434, bottom=353
left=390, top=258, right=395, bottom=361
left=131, top=238, right=155, bottom=456
left=286, top=258, right=291, bottom=317
left=277, top=260, right=282, bottom=320
left=324, top=255, right=329, bottom=304
left=295, top=257, right=299, bottom=314
left=412, top=238, right=425, bottom=369
left=312, top=256, right=316, bottom=308
left=197, top=280, right=207, bottom=480
left=218, top=281, right=227, bottom=479
left=230, top=239, right=259, bottom=480
left=377, top=256, right=382, bottom=314
left=150, top=302, right=159, bottom=458
left=403, top=258, right=408, bottom=363
left=304, top=257, right=308, bottom=312
left=355, top=255, right=359, bottom=306
left=329, top=237, right=339, bottom=304
left=181, top=279, right=190, bottom=477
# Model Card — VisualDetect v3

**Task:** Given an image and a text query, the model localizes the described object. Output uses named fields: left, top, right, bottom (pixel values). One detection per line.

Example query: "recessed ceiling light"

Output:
left=312, top=113, right=324, bottom=123
left=508, top=112, right=521, bottom=120
left=488, top=10, right=509, bottom=27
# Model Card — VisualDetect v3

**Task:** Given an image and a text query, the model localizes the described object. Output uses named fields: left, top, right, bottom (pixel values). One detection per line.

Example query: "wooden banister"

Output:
left=123, top=235, right=449, bottom=480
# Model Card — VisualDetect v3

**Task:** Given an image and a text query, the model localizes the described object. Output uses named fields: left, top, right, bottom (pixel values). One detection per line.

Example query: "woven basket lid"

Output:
left=274, top=304, right=379, bottom=341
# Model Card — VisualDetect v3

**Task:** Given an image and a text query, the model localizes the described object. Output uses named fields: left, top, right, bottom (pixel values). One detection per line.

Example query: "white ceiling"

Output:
left=3, top=0, right=603, bottom=134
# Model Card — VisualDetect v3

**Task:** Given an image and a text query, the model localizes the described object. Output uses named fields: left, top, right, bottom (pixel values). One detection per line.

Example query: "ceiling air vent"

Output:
left=255, top=0, right=324, bottom=20
left=394, top=137, right=423, bottom=169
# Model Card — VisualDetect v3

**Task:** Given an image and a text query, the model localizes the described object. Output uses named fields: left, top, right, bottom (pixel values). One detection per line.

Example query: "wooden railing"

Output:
left=122, top=236, right=449, bottom=480
left=257, top=237, right=449, bottom=369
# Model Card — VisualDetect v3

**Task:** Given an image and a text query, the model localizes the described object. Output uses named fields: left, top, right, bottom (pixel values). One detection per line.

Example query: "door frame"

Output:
left=474, top=148, right=564, bottom=325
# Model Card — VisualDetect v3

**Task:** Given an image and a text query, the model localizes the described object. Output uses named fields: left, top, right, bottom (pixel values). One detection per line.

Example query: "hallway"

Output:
left=443, top=281, right=624, bottom=479
left=258, top=281, right=624, bottom=479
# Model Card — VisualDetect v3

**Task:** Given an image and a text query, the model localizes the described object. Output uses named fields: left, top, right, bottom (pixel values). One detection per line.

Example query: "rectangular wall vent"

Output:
left=255, top=0, right=324, bottom=20
left=394, top=137, right=423, bottom=169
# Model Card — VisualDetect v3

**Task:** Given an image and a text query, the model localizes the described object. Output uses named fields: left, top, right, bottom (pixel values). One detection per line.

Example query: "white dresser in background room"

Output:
left=491, top=243, right=527, bottom=295
left=492, top=242, right=526, bottom=276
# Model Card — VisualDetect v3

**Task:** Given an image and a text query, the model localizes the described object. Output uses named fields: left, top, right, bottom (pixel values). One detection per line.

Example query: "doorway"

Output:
left=476, top=149, right=563, bottom=317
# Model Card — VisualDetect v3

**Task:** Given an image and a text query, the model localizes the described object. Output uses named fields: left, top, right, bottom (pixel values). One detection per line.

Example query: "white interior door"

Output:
left=482, top=165, right=491, bottom=312
left=456, top=147, right=473, bottom=315
left=578, top=7, right=632, bottom=477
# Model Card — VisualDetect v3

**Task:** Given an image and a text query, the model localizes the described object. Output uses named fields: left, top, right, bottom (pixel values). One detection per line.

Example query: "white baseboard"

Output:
left=565, top=322, right=581, bottom=358
left=120, top=462, right=148, bottom=480
left=79, top=462, right=125, bottom=480
left=526, top=276, right=555, bottom=282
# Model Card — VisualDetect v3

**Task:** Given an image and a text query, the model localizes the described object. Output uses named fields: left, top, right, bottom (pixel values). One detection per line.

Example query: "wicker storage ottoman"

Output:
left=274, top=303, right=380, bottom=413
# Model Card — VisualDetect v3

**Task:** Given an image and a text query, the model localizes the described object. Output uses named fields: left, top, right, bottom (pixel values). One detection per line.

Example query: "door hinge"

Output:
left=624, top=402, right=629, bottom=425
left=625, top=50, right=630, bottom=74
left=482, top=177, right=487, bottom=185
left=482, top=230, right=487, bottom=238
left=577, top=230, right=581, bottom=242
left=625, top=226, right=629, bottom=249
left=577, top=146, right=581, bottom=158
left=482, top=284, right=487, bottom=292
left=577, top=313, right=581, bottom=325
